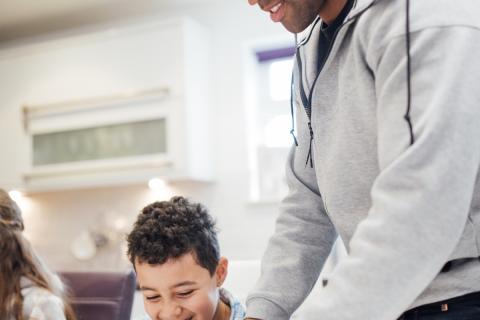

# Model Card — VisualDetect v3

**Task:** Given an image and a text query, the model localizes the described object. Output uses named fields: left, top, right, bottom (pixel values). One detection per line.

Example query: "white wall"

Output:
left=0, top=1, right=294, bottom=271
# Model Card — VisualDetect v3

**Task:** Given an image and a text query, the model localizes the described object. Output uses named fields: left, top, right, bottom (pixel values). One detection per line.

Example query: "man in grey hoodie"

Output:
left=245, top=0, right=480, bottom=319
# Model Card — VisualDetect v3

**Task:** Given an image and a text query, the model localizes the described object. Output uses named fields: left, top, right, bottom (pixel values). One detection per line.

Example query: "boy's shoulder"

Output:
left=220, top=288, right=246, bottom=320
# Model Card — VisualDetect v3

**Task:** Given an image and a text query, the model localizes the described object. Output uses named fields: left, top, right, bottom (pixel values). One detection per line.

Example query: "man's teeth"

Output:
left=270, top=2, right=282, bottom=13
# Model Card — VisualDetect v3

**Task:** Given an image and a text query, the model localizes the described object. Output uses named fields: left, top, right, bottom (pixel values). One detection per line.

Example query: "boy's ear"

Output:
left=215, top=257, right=229, bottom=287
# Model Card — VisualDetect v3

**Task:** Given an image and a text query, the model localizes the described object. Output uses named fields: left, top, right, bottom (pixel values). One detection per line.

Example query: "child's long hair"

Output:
left=0, top=190, right=76, bottom=320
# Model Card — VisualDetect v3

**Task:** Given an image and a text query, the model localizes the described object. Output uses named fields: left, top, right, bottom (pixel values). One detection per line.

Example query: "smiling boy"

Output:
left=127, top=196, right=245, bottom=320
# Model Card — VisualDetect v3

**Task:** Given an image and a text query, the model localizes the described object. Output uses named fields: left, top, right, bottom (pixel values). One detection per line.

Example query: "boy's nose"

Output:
left=248, top=0, right=258, bottom=5
left=157, top=304, right=182, bottom=319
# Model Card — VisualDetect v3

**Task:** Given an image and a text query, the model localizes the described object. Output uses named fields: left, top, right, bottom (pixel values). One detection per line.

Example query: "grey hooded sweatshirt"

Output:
left=246, top=0, right=480, bottom=319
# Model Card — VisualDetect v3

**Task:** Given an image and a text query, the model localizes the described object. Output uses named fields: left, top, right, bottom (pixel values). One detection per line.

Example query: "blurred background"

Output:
left=0, top=1, right=342, bottom=318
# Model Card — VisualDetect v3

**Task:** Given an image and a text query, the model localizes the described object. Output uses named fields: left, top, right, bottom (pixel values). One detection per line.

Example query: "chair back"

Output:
left=59, top=270, right=136, bottom=320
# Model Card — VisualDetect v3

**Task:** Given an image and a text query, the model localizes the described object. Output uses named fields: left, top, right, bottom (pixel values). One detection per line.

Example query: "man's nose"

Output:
left=248, top=0, right=259, bottom=5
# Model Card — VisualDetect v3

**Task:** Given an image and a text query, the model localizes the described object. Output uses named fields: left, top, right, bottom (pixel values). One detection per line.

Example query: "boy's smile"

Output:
left=136, top=252, right=229, bottom=320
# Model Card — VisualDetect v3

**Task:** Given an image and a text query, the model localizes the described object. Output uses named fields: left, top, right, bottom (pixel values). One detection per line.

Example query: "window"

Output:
left=269, top=59, right=294, bottom=101
left=248, top=46, right=295, bottom=202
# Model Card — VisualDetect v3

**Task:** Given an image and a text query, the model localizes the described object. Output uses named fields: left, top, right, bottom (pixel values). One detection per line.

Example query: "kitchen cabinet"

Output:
left=0, top=18, right=213, bottom=191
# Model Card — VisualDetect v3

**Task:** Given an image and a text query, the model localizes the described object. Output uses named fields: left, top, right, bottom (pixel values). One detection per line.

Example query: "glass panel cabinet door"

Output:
left=33, top=118, right=167, bottom=166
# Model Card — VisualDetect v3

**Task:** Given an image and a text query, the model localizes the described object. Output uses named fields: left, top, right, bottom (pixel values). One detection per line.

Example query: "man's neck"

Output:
left=319, top=0, right=349, bottom=24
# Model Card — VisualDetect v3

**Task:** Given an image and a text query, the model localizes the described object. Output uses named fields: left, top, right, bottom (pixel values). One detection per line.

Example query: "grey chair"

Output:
left=59, top=270, right=136, bottom=320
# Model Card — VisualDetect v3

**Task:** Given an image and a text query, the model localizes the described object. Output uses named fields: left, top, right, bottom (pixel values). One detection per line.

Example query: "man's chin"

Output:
left=281, top=18, right=316, bottom=34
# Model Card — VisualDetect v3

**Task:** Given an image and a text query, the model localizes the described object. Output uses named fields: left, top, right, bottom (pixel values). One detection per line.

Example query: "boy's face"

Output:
left=135, top=252, right=228, bottom=320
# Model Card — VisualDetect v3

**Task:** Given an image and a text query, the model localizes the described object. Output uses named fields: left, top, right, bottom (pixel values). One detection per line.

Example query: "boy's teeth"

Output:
left=270, top=2, right=282, bottom=13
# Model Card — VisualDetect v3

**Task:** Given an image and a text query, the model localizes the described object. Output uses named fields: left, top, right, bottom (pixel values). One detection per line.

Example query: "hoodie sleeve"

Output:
left=246, top=84, right=338, bottom=319
left=301, top=26, right=480, bottom=320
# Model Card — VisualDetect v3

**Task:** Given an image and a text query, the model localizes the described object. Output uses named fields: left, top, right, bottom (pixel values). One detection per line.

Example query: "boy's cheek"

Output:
left=144, top=300, right=160, bottom=319
left=183, top=291, right=218, bottom=320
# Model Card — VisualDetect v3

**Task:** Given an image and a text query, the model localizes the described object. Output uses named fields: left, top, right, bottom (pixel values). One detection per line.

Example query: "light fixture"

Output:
left=148, top=178, right=167, bottom=191
left=8, top=190, right=23, bottom=203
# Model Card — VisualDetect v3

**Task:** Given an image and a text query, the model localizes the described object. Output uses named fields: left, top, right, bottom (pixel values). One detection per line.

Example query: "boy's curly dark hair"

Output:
left=127, top=196, right=220, bottom=276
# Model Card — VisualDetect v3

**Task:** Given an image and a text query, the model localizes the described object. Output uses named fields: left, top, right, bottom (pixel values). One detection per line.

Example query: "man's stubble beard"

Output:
left=282, top=0, right=326, bottom=33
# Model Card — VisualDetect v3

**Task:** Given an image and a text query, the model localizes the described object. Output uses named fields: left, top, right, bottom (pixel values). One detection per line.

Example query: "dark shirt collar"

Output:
left=321, top=0, right=355, bottom=40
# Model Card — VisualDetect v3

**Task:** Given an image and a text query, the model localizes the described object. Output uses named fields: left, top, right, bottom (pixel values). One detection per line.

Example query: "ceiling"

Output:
left=0, top=0, right=218, bottom=44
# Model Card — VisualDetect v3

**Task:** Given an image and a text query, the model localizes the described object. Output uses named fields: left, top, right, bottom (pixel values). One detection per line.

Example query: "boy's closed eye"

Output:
left=142, top=288, right=197, bottom=300
left=146, top=294, right=161, bottom=301
left=176, top=289, right=195, bottom=298
left=140, top=287, right=162, bottom=301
